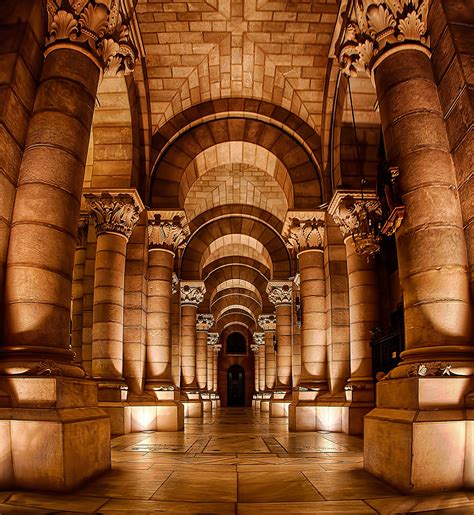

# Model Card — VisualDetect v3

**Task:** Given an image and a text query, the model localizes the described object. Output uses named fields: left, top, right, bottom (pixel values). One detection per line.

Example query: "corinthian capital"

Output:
left=76, top=213, right=89, bottom=248
left=207, top=333, right=220, bottom=346
left=338, top=0, right=429, bottom=77
left=84, top=190, right=143, bottom=239
left=266, top=281, right=293, bottom=306
left=180, top=281, right=206, bottom=306
left=196, top=313, right=214, bottom=332
left=45, top=0, right=137, bottom=76
left=284, top=211, right=325, bottom=253
left=253, top=333, right=265, bottom=346
left=258, top=314, right=276, bottom=332
left=147, top=210, right=189, bottom=253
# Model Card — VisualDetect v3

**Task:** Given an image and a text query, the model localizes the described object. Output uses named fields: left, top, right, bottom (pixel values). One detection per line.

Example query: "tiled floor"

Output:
left=1, top=408, right=473, bottom=513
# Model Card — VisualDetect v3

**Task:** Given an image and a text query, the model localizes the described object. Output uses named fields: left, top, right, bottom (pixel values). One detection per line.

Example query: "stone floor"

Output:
left=1, top=408, right=473, bottom=513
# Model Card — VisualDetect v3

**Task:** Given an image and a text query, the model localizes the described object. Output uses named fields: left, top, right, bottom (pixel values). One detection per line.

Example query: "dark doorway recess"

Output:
left=226, top=332, right=246, bottom=354
left=227, top=365, right=245, bottom=406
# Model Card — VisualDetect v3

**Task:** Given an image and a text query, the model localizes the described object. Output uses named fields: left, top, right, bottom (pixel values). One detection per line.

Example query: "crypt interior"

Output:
left=0, top=0, right=473, bottom=512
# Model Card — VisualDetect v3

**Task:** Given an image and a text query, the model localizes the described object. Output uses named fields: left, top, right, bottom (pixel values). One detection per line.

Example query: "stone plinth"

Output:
left=365, top=376, right=474, bottom=493
left=269, top=391, right=291, bottom=418
left=181, top=391, right=203, bottom=418
left=289, top=392, right=347, bottom=432
left=0, top=377, right=110, bottom=492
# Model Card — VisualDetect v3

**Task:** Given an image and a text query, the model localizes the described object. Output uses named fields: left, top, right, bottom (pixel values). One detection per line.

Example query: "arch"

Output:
left=226, top=332, right=246, bottom=354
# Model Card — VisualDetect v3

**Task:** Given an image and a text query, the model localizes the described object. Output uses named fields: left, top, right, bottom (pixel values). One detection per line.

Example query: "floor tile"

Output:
left=6, top=491, right=108, bottom=512
left=366, top=492, right=474, bottom=514
left=152, top=471, right=237, bottom=502
left=100, top=498, right=235, bottom=513
left=238, top=470, right=323, bottom=502
left=304, top=469, right=398, bottom=500
left=237, top=500, right=376, bottom=514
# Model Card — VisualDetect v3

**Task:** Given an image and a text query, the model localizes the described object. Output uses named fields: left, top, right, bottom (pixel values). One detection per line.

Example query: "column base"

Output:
left=200, top=392, right=213, bottom=412
left=181, top=391, right=203, bottom=418
left=0, top=376, right=110, bottom=492
left=260, top=392, right=272, bottom=412
left=365, top=376, right=474, bottom=493
left=270, top=391, right=291, bottom=418
left=288, top=393, right=347, bottom=431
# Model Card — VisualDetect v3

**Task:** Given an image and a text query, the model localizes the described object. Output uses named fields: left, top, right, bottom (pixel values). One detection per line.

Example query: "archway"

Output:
left=227, top=365, right=245, bottom=407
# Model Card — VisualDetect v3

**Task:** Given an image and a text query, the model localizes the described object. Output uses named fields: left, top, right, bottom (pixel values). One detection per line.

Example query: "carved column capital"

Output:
left=214, top=344, right=222, bottom=354
left=180, top=281, right=206, bottom=306
left=328, top=190, right=383, bottom=255
left=196, top=314, right=214, bottom=332
left=284, top=211, right=325, bottom=253
left=266, top=281, right=293, bottom=306
left=45, top=0, right=137, bottom=76
left=251, top=344, right=260, bottom=353
left=207, top=333, right=220, bottom=346
left=337, top=0, right=430, bottom=77
left=84, top=191, right=143, bottom=240
left=258, top=314, right=276, bottom=332
left=253, top=332, right=265, bottom=346
left=76, top=213, right=89, bottom=248
left=147, top=210, right=189, bottom=254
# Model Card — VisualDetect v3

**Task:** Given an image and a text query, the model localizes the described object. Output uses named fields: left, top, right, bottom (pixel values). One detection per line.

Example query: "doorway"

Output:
left=227, top=365, right=245, bottom=406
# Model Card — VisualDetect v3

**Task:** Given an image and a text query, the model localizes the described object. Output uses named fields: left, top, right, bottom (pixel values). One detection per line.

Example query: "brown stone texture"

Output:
left=181, top=304, right=198, bottom=389
left=275, top=303, right=292, bottom=389
left=264, top=330, right=276, bottom=390
left=196, top=330, right=208, bottom=390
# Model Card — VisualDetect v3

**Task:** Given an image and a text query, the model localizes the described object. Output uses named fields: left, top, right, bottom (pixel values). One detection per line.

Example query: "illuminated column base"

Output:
left=200, top=392, right=213, bottom=412
left=260, top=393, right=272, bottom=412
left=181, top=391, right=203, bottom=418
left=365, top=376, right=473, bottom=493
left=269, top=391, right=291, bottom=418
left=0, top=377, right=110, bottom=492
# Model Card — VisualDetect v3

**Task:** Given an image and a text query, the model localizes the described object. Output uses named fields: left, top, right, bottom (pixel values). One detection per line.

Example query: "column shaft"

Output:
left=213, top=349, right=219, bottom=392
left=258, top=344, right=266, bottom=391
left=92, top=232, right=127, bottom=381
left=196, top=331, right=208, bottom=390
left=71, top=244, right=87, bottom=363
left=265, top=331, right=276, bottom=390
left=346, top=241, right=379, bottom=381
left=375, top=49, right=472, bottom=356
left=299, top=249, right=327, bottom=385
left=146, top=249, right=174, bottom=386
left=181, top=304, right=198, bottom=389
left=207, top=345, right=214, bottom=391
left=254, top=351, right=259, bottom=392
left=275, top=304, right=292, bottom=388
left=2, top=48, right=99, bottom=374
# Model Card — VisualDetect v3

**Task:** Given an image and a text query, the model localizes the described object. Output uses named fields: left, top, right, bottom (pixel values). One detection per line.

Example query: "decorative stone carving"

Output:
left=84, top=192, right=141, bottom=239
left=253, top=333, right=265, bottom=346
left=171, top=272, right=179, bottom=295
left=196, top=314, right=214, bottom=332
left=147, top=211, right=189, bottom=253
left=407, top=362, right=452, bottom=377
left=266, top=281, right=293, bottom=306
left=214, top=344, right=222, bottom=353
left=328, top=190, right=383, bottom=257
left=207, top=333, right=220, bottom=346
left=286, top=218, right=325, bottom=253
left=76, top=215, right=89, bottom=248
left=258, top=314, right=276, bottom=332
left=45, top=0, right=137, bottom=76
left=250, top=344, right=259, bottom=353
left=338, top=0, right=429, bottom=77
left=180, top=281, right=206, bottom=306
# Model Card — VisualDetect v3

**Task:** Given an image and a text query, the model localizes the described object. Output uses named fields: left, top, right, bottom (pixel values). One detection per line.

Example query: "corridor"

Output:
left=0, top=409, right=473, bottom=514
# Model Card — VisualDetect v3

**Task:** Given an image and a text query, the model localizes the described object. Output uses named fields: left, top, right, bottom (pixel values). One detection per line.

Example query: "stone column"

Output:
left=145, top=212, right=188, bottom=393
left=171, top=273, right=181, bottom=388
left=213, top=343, right=222, bottom=407
left=338, top=0, right=473, bottom=492
left=251, top=342, right=260, bottom=408
left=258, top=315, right=277, bottom=391
left=285, top=212, right=327, bottom=392
left=71, top=216, right=89, bottom=364
left=196, top=314, right=214, bottom=391
left=330, top=192, right=381, bottom=434
left=207, top=332, right=219, bottom=409
left=180, top=281, right=205, bottom=417
left=267, top=281, right=293, bottom=418
left=254, top=333, right=266, bottom=392
left=0, top=0, right=136, bottom=492
left=267, top=281, right=293, bottom=389
left=85, top=192, right=142, bottom=403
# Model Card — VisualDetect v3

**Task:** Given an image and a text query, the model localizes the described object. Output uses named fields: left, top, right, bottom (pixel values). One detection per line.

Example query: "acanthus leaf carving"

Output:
left=196, top=314, right=214, bottom=332
left=266, top=281, right=293, bottom=306
left=180, top=281, right=206, bottom=306
left=46, top=0, right=137, bottom=77
left=207, top=333, right=220, bottom=346
left=84, top=192, right=141, bottom=240
left=147, top=211, right=189, bottom=253
left=258, top=314, right=276, bottom=332
left=337, top=0, right=430, bottom=77
left=171, top=272, right=179, bottom=295
left=253, top=332, right=265, bottom=346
